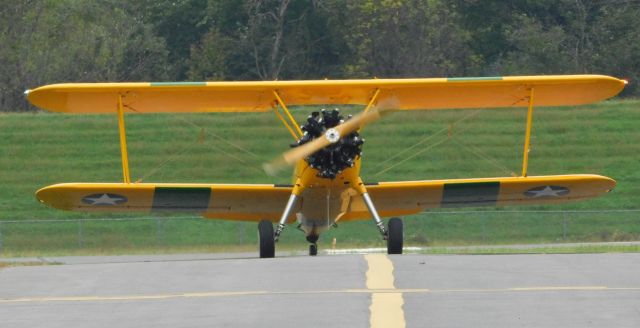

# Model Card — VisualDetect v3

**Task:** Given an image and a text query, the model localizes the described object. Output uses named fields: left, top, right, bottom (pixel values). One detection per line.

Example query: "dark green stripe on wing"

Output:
left=441, top=182, right=500, bottom=207
left=152, top=187, right=211, bottom=211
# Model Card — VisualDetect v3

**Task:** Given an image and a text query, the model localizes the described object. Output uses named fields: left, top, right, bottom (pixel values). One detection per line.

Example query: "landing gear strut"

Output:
left=387, top=217, right=403, bottom=254
left=359, top=186, right=402, bottom=254
left=258, top=220, right=275, bottom=258
left=361, top=192, right=387, bottom=238
left=274, top=194, right=299, bottom=241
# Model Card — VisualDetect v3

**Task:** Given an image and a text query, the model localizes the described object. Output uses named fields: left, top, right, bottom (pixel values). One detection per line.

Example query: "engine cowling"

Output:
left=291, top=109, right=364, bottom=179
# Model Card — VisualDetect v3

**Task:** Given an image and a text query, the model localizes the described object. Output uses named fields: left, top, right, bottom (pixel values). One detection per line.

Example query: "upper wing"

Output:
left=36, top=182, right=294, bottom=222
left=340, top=174, right=615, bottom=221
left=26, top=75, right=625, bottom=114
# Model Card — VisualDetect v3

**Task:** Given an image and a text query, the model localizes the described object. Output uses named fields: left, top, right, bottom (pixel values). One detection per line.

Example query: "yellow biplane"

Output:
left=26, top=75, right=625, bottom=257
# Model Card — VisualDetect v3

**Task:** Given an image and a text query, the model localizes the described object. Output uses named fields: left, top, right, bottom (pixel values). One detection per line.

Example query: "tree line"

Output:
left=2, top=0, right=638, bottom=112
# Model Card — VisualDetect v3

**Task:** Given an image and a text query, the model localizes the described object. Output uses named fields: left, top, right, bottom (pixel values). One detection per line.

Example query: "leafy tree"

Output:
left=499, top=15, right=571, bottom=74
left=132, top=0, right=209, bottom=80
left=0, top=0, right=168, bottom=112
left=496, top=0, right=640, bottom=96
left=238, top=0, right=336, bottom=80
left=188, top=0, right=340, bottom=81
left=338, top=0, right=478, bottom=78
left=576, top=1, right=640, bottom=95
left=187, top=28, right=231, bottom=80
left=2, top=0, right=639, bottom=112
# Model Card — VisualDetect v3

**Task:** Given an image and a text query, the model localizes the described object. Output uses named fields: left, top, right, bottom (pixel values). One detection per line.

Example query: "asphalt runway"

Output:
left=1, top=252, right=639, bottom=328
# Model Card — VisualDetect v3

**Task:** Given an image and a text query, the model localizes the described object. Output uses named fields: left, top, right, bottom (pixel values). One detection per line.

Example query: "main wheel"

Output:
left=309, top=244, right=318, bottom=256
left=258, top=220, right=275, bottom=258
left=387, top=217, right=403, bottom=254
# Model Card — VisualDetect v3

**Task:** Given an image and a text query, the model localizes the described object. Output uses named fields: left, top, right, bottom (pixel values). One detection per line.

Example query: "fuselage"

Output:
left=291, top=157, right=364, bottom=236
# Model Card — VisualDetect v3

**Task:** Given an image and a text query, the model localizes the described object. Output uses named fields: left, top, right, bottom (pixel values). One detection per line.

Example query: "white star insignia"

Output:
left=83, top=194, right=125, bottom=205
left=527, top=186, right=566, bottom=198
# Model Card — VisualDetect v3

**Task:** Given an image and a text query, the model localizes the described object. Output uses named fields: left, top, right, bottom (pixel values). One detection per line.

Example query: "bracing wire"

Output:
left=373, top=136, right=450, bottom=176
left=373, top=111, right=481, bottom=176
left=451, top=139, right=517, bottom=177
left=371, top=85, right=532, bottom=177
left=166, top=113, right=262, bottom=160
left=373, top=110, right=482, bottom=169
left=126, top=105, right=262, bottom=160
left=135, top=142, right=198, bottom=182
left=125, top=105, right=267, bottom=181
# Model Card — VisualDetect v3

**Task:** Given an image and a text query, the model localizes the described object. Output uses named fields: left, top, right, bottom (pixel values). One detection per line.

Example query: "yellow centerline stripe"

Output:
left=1, top=286, right=638, bottom=304
left=365, top=254, right=406, bottom=328
left=510, top=286, right=608, bottom=291
left=0, top=291, right=269, bottom=303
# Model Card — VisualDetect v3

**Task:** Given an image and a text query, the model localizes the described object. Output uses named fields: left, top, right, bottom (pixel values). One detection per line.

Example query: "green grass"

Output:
left=1, top=99, right=639, bottom=255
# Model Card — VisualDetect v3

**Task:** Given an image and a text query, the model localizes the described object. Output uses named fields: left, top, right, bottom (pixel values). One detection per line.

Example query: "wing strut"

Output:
left=273, top=90, right=303, bottom=140
left=117, top=95, right=131, bottom=183
left=358, top=88, right=381, bottom=133
left=521, top=88, right=535, bottom=177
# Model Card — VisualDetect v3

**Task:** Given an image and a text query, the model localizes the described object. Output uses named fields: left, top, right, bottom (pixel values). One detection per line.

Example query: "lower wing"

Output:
left=37, top=174, right=614, bottom=222
left=340, top=174, right=615, bottom=221
left=36, top=183, right=294, bottom=222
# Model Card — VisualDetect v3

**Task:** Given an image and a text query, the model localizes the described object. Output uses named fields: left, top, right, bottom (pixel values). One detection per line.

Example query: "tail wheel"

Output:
left=309, top=244, right=318, bottom=256
left=258, top=220, right=275, bottom=258
left=387, top=217, right=403, bottom=255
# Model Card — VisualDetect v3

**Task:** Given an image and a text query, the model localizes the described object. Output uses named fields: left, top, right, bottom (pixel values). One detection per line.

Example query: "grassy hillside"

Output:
left=1, top=99, right=639, bottom=254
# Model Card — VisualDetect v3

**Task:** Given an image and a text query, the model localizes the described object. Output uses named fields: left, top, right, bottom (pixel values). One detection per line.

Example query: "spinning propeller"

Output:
left=263, top=104, right=391, bottom=177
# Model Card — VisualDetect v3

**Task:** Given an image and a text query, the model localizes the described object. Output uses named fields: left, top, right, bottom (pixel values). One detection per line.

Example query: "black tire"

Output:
left=309, top=244, right=318, bottom=256
left=258, top=220, right=275, bottom=258
left=387, top=217, right=403, bottom=255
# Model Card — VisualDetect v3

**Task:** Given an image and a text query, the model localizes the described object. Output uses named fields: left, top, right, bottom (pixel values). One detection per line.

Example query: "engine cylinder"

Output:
left=291, top=109, right=364, bottom=179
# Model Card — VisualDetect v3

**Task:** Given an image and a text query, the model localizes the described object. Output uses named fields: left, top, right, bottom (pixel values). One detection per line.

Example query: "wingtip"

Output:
left=35, top=185, right=55, bottom=208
